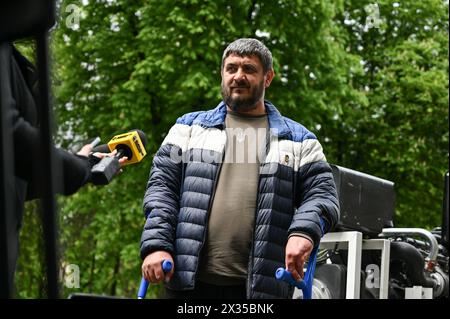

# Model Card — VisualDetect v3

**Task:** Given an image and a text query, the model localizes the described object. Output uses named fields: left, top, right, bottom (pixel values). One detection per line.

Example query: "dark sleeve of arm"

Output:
left=7, top=46, right=91, bottom=199
left=289, top=140, right=340, bottom=246
left=140, top=142, right=182, bottom=259
left=12, top=109, right=91, bottom=199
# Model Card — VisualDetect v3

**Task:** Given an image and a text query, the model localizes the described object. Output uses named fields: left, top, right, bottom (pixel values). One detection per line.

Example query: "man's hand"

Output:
left=285, top=236, right=314, bottom=282
left=142, top=251, right=174, bottom=284
left=76, top=144, right=93, bottom=157
left=92, top=149, right=128, bottom=166
left=79, top=145, right=128, bottom=166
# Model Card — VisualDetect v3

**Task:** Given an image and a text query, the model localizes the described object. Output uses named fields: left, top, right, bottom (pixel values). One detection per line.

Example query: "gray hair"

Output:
left=221, top=38, right=273, bottom=74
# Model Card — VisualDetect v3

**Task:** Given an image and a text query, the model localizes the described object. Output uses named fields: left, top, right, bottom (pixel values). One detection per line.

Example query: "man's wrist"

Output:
left=288, top=232, right=314, bottom=246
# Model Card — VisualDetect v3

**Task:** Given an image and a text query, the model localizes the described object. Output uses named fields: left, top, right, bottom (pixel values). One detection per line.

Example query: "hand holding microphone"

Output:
left=90, top=129, right=147, bottom=185
left=76, top=136, right=128, bottom=166
left=76, top=136, right=101, bottom=157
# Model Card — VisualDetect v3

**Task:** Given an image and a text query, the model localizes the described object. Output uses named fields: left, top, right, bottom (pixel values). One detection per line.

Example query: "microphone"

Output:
left=91, top=129, right=147, bottom=185
left=92, top=130, right=147, bottom=157
left=92, top=143, right=110, bottom=153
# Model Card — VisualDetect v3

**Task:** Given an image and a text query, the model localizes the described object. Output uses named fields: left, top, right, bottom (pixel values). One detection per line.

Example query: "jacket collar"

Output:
left=196, top=100, right=291, bottom=138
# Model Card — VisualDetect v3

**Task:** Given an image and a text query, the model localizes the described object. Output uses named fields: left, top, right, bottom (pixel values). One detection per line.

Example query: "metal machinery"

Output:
left=292, top=166, right=449, bottom=299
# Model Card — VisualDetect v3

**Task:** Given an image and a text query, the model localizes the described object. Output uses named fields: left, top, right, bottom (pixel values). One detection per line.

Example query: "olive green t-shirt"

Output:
left=197, top=110, right=269, bottom=285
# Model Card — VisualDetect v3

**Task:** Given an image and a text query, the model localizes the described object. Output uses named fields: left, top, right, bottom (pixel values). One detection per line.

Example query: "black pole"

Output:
left=0, top=43, right=16, bottom=299
left=1, top=0, right=57, bottom=298
left=36, top=31, right=59, bottom=299
left=442, top=172, right=449, bottom=250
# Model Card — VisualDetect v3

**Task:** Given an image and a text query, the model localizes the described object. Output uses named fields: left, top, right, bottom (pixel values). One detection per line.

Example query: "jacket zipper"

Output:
left=246, top=127, right=272, bottom=298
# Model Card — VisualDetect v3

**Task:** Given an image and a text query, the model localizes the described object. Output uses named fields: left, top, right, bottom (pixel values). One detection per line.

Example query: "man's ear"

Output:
left=265, top=69, right=275, bottom=88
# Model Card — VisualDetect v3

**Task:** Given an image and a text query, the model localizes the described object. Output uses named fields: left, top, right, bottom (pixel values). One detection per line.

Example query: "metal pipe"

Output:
left=379, top=228, right=439, bottom=270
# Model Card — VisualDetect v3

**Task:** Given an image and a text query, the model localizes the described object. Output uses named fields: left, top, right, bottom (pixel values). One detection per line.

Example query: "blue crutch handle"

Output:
left=137, top=259, right=173, bottom=299
left=275, top=268, right=307, bottom=290
left=137, top=277, right=149, bottom=299
left=275, top=245, right=319, bottom=299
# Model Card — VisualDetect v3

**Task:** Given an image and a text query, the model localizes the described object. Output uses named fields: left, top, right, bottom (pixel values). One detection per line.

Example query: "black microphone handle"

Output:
left=90, top=156, right=120, bottom=185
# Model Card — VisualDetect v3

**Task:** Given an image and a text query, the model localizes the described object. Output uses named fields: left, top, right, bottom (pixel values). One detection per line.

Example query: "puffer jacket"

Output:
left=140, top=100, right=339, bottom=298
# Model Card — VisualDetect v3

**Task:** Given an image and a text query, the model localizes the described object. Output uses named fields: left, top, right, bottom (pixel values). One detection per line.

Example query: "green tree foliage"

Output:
left=333, top=0, right=448, bottom=227
left=14, top=202, right=47, bottom=298
left=49, top=0, right=364, bottom=299
left=15, top=0, right=448, bottom=298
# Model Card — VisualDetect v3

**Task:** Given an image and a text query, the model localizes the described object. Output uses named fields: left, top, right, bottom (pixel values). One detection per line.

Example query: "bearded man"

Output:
left=139, top=38, right=339, bottom=299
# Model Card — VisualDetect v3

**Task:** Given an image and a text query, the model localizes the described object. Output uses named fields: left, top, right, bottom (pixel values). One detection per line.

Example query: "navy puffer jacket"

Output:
left=140, top=101, right=339, bottom=298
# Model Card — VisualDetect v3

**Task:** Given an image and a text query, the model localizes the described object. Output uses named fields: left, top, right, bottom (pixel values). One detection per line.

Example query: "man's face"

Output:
left=221, top=54, right=272, bottom=112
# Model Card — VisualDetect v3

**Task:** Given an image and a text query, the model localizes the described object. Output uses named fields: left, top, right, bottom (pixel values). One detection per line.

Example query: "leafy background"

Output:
left=14, top=0, right=448, bottom=298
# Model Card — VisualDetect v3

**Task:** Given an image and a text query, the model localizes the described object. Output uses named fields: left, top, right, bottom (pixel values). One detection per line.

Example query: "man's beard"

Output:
left=221, top=80, right=264, bottom=112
